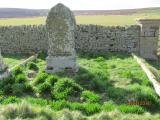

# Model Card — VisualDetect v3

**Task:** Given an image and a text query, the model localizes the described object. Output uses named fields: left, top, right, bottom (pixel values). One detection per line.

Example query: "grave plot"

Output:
left=0, top=52, right=159, bottom=118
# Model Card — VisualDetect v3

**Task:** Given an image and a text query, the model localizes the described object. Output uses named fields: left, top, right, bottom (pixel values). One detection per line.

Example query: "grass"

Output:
left=0, top=17, right=46, bottom=26
left=0, top=13, right=159, bottom=26
left=3, top=55, right=28, bottom=68
left=0, top=52, right=160, bottom=118
left=145, top=59, right=160, bottom=82
left=0, top=102, right=160, bottom=120
left=147, top=59, right=160, bottom=75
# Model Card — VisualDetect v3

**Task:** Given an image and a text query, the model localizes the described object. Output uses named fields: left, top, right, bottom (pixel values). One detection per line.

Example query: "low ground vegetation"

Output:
left=1, top=52, right=160, bottom=119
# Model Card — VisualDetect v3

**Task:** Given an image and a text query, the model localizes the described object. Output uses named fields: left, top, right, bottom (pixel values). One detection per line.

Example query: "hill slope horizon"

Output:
left=0, top=7, right=159, bottom=18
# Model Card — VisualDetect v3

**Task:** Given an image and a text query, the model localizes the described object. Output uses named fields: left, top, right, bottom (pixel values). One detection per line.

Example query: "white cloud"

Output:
left=0, top=0, right=159, bottom=10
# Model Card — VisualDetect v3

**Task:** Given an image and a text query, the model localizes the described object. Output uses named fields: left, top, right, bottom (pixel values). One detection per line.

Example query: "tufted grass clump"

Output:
left=102, top=101, right=116, bottom=112
left=15, top=74, right=27, bottom=83
left=81, top=90, right=101, bottom=103
left=27, top=62, right=39, bottom=71
left=118, top=104, right=145, bottom=114
left=1, top=102, right=37, bottom=119
left=2, top=96, right=21, bottom=105
left=52, top=78, right=83, bottom=100
left=0, top=75, right=15, bottom=94
left=95, top=56, right=105, bottom=62
left=50, top=100, right=101, bottom=115
left=32, top=71, right=48, bottom=85
left=33, top=74, right=59, bottom=95
left=83, top=103, right=101, bottom=115
left=35, top=82, right=52, bottom=94
left=46, top=75, right=59, bottom=86
left=12, top=66, right=24, bottom=76
left=26, top=97, right=48, bottom=106
left=50, top=100, right=69, bottom=110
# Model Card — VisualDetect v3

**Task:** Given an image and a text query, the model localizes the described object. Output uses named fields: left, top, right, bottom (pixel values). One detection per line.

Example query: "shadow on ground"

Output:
left=54, top=52, right=160, bottom=112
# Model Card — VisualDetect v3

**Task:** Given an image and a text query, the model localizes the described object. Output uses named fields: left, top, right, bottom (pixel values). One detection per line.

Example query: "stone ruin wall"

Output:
left=0, top=24, right=140, bottom=54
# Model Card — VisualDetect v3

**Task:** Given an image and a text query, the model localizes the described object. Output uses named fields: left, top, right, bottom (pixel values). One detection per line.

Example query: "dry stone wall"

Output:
left=0, top=24, right=140, bottom=54
left=75, top=25, right=140, bottom=53
left=0, top=25, right=47, bottom=54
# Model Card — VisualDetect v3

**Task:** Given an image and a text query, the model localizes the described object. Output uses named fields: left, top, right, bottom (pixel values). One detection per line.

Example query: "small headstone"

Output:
left=46, top=3, right=78, bottom=73
left=0, top=49, right=9, bottom=80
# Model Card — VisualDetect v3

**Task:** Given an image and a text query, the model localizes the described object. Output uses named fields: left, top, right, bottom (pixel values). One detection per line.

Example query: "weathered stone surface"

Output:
left=75, top=25, right=140, bottom=53
left=46, top=3, right=76, bottom=57
left=0, top=49, right=7, bottom=72
left=0, top=25, right=47, bottom=54
left=46, top=3, right=78, bottom=73
left=0, top=25, right=140, bottom=55
left=0, top=49, right=9, bottom=80
left=138, top=19, right=160, bottom=60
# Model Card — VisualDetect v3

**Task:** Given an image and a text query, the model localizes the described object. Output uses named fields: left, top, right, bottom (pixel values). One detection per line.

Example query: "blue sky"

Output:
left=0, top=0, right=160, bottom=10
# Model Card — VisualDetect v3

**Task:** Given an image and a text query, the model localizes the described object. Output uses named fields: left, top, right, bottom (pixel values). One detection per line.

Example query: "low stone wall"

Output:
left=76, top=25, right=140, bottom=53
left=0, top=24, right=140, bottom=54
left=0, top=25, right=47, bottom=54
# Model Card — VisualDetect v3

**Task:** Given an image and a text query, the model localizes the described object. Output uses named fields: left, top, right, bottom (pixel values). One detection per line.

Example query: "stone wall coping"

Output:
left=137, top=19, right=160, bottom=25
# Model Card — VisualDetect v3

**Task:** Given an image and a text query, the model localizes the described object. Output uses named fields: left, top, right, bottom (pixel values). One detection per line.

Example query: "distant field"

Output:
left=0, top=14, right=159, bottom=26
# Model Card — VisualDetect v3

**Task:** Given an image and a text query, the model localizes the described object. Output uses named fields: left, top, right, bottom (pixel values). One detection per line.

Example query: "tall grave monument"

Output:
left=46, top=3, right=78, bottom=73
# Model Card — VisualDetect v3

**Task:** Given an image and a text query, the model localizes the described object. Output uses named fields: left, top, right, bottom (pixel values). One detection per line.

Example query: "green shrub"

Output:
left=0, top=76, right=15, bottom=94
left=46, top=75, right=58, bottom=85
left=51, top=100, right=69, bottom=110
left=81, top=90, right=100, bottom=103
left=33, top=72, right=48, bottom=85
left=12, top=83, right=26, bottom=95
left=15, top=74, right=27, bottom=83
left=118, top=104, right=145, bottom=114
left=35, top=83, right=51, bottom=94
left=27, top=62, right=39, bottom=71
left=102, top=101, right=116, bottom=112
left=24, top=83, right=33, bottom=93
left=52, top=78, right=83, bottom=100
left=83, top=103, right=101, bottom=115
left=2, top=96, right=21, bottom=105
left=95, top=57, right=105, bottom=62
left=12, top=66, right=24, bottom=76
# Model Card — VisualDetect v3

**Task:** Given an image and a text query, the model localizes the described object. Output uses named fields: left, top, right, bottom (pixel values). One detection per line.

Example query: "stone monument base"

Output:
left=46, top=56, right=79, bottom=73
